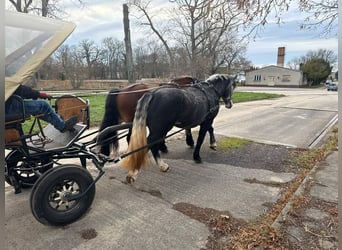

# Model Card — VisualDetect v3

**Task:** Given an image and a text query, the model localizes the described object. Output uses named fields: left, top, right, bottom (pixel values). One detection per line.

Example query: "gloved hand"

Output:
left=39, top=92, right=53, bottom=100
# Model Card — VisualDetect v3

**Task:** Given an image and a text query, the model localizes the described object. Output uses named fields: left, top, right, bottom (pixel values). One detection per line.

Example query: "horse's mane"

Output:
left=206, top=74, right=229, bottom=83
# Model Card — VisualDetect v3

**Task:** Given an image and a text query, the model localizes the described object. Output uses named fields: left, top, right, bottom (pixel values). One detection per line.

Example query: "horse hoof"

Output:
left=194, top=158, right=202, bottom=164
left=159, top=162, right=169, bottom=172
left=210, top=145, right=217, bottom=150
left=126, top=175, right=136, bottom=184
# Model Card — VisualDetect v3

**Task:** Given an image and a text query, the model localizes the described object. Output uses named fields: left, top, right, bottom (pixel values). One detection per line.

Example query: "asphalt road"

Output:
left=213, top=86, right=338, bottom=148
left=4, top=87, right=338, bottom=250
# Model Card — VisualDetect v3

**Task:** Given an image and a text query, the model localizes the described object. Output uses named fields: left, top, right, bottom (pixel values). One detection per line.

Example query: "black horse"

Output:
left=120, top=74, right=236, bottom=183
left=98, top=80, right=218, bottom=157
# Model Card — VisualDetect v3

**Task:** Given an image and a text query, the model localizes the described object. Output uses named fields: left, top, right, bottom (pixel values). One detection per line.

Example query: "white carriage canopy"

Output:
left=5, top=10, right=76, bottom=101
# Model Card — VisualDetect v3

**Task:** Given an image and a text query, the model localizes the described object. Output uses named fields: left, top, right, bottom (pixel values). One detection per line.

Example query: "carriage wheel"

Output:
left=5, top=150, right=53, bottom=188
left=30, top=165, right=95, bottom=226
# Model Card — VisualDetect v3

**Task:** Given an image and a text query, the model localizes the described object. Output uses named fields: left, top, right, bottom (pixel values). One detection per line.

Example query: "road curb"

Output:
left=309, top=114, right=338, bottom=149
left=271, top=163, right=319, bottom=230
left=272, top=117, right=338, bottom=230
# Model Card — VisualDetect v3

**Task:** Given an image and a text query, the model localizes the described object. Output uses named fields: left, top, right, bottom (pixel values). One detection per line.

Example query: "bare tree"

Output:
left=220, top=34, right=250, bottom=74
left=306, top=49, right=337, bottom=65
left=54, top=44, right=85, bottom=88
left=9, top=0, right=33, bottom=13
left=129, top=0, right=251, bottom=78
left=170, top=0, right=257, bottom=78
left=101, top=37, right=125, bottom=79
left=236, top=0, right=337, bottom=36
left=299, top=0, right=338, bottom=34
left=128, top=1, right=175, bottom=69
left=55, top=44, right=75, bottom=79
left=287, top=48, right=337, bottom=70
left=134, top=39, right=170, bottom=78
left=79, top=39, right=103, bottom=79
left=8, top=0, right=85, bottom=17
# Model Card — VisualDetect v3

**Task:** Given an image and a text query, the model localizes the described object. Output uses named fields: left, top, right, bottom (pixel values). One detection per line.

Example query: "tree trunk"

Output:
left=123, top=4, right=134, bottom=83
left=42, top=0, right=48, bottom=17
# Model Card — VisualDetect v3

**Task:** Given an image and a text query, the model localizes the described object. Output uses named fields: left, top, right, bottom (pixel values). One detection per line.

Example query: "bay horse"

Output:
left=98, top=76, right=217, bottom=156
left=120, top=74, right=236, bottom=183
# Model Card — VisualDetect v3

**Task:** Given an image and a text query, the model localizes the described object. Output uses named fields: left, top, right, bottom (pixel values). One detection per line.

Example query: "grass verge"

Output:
left=217, top=137, right=252, bottom=150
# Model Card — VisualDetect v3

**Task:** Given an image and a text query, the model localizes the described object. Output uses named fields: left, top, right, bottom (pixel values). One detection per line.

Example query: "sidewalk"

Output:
left=277, top=151, right=338, bottom=249
left=4, top=125, right=338, bottom=249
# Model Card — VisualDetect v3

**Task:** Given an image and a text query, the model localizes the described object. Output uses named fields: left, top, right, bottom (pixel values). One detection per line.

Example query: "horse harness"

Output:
left=192, top=82, right=220, bottom=118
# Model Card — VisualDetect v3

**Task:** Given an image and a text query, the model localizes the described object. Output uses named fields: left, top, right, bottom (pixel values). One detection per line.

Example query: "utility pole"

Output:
left=123, top=3, right=134, bottom=83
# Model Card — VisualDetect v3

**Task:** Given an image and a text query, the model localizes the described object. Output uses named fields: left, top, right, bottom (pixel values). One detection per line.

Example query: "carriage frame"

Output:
left=5, top=93, right=186, bottom=226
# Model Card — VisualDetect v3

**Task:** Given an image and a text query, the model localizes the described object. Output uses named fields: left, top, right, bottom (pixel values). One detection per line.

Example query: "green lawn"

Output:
left=22, top=91, right=284, bottom=132
left=233, top=91, right=284, bottom=103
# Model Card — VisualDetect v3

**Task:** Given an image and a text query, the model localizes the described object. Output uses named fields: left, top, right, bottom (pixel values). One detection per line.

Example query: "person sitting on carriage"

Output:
left=5, top=84, right=78, bottom=133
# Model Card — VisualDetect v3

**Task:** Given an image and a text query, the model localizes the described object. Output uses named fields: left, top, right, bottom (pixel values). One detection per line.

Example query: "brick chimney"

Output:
left=277, top=47, right=285, bottom=67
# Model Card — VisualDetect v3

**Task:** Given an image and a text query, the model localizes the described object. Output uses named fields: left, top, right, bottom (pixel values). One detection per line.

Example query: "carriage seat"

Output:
left=5, top=95, right=28, bottom=124
left=5, top=95, right=44, bottom=146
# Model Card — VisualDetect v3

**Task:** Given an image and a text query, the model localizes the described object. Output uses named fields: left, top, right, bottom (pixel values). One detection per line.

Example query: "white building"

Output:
left=245, top=65, right=306, bottom=87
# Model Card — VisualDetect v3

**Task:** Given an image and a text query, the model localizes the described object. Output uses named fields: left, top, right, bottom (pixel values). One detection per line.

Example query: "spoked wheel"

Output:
left=30, top=165, right=95, bottom=226
left=5, top=150, right=53, bottom=188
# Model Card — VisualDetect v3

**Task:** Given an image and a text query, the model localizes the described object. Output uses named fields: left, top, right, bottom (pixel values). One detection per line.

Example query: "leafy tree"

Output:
left=301, top=58, right=331, bottom=85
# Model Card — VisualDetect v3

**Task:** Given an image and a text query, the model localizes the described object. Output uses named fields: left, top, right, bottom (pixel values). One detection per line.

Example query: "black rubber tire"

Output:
left=30, top=165, right=95, bottom=226
left=5, top=150, right=53, bottom=187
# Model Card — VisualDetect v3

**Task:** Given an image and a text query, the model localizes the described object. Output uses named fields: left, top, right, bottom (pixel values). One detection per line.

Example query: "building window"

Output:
left=282, top=75, right=291, bottom=82
left=254, top=75, right=261, bottom=81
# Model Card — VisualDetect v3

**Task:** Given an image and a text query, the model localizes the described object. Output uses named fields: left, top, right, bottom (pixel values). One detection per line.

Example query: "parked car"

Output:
left=327, top=82, right=338, bottom=91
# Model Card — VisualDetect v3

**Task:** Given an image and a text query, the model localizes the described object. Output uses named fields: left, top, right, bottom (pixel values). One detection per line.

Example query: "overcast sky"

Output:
left=54, top=1, right=338, bottom=70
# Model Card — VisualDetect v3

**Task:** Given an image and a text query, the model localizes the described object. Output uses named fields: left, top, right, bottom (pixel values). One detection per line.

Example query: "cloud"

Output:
left=60, top=0, right=338, bottom=68
left=63, top=0, right=124, bottom=42
left=245, top=16, right=338, bottom=66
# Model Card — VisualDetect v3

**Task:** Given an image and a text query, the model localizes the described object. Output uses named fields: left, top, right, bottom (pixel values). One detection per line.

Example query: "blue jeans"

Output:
left=24, top=100, right=65, bottom=131
left=6, top=98, right=65, bottom=131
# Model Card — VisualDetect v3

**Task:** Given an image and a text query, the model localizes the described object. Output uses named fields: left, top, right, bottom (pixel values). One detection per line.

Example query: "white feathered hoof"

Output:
left=126, top=175, right=136, bottom=184
left=210, top=143, right=217, bottom=150
left=126, top=170, right=138, bottom=184
left=159, top=161, right=170, bottom=172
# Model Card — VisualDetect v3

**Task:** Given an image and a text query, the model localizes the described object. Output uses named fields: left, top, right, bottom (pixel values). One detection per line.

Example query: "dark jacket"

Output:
left=13, top=85, right=40, bottom=100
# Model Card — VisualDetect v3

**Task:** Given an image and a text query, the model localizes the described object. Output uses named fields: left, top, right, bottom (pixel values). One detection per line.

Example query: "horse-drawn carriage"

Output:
left=5, top=11, right=235, bottom=226
left=5, top=11, right=106, bottom=225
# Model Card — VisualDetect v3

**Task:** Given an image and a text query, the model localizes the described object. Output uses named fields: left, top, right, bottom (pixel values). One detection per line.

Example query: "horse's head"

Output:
left=207, top=74, right=236, bottom=109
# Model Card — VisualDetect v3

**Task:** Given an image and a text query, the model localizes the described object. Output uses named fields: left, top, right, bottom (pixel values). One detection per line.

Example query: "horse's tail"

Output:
left=99, top=88, right=120, bottom=156
left=120, top=92, right=153, bottom=172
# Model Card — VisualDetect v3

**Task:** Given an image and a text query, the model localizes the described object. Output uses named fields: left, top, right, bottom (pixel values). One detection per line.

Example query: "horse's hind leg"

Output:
left=159, top=140, right=168, bottom=153
left=149, top=140, right=169, bottom=172
left=185, top=129, right=195, bottom=148
left=208, top=126, right=217, bottom=150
